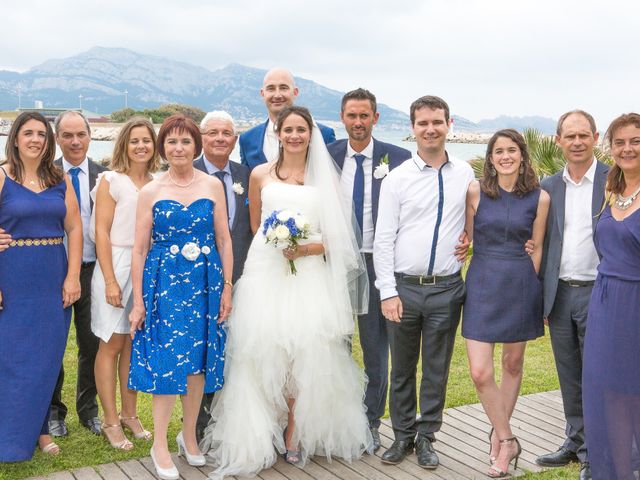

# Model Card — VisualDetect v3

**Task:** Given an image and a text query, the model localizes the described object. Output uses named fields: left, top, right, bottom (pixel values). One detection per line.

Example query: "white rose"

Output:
left=276, top=210, right=293, bottom=222
left=169, top=244, right=180, bottom=255
left=232, top=182, right=244, bottom=195
left=294, top=214, right=307, bottom=230
left=266, top=227, right=276, bottom=241
left=274, top=224, right=290, bottom=241
left=373, top=163, right=390, bottom=179
left=181, top=242, right=201, bottom=261
left=201, top=246, right=211, bottom=255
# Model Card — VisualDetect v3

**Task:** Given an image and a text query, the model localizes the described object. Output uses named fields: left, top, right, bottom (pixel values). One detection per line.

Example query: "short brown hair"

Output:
left=341, top=88, right=377, bottom=113
left=556, top=110, right=597, bottom=136
left=410, top=95, right=450, bottom=125
left=4, top=112, right=62, bottom=188
left=110, top=117, right=160, bottom=174
left=481, top=129, right=539, bottom=199
left=604, top=112, right=640, bottom=195
left=157, top=114, right=202, bottom=160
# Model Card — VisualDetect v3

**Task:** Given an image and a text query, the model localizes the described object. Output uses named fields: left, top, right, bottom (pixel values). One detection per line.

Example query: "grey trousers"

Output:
left=387, top=275, right=465, bottom=442
left=548, top=281, right=592, bottom=463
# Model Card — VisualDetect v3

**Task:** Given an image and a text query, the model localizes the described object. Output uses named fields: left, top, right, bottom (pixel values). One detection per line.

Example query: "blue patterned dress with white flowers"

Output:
left=129, top=198, right=225, bottom=395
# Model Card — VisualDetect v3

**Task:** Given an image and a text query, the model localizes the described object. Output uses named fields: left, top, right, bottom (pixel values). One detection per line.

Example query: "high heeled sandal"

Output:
left=101, top=423, right=134, bottom=451
left=487, top=436, right=521, bottom=478
left=119, top=413, right=152, bottom=440
left=282, top=426, right=303, bottom=467
left=40, top=441, right=60, bottom=456
left=488, top=427, right=497, bottom=465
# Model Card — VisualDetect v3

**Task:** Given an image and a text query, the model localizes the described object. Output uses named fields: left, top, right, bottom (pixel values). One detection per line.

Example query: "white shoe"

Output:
left=176, top=431, right=206, bottom=466
left=150, top=446, right=179, bottom=480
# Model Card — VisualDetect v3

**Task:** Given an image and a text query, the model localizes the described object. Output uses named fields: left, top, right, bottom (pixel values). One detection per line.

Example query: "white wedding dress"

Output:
left=203, top=182, right=372, bottom=478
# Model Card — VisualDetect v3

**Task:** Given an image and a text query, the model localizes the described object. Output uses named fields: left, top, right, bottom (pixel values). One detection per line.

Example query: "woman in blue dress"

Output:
left=583, top=113, right=640, bottom=479
left=462, top=129, right=550, bottom=477
left=0, top=112, right=82, bottom=461
left=128, top=114, right=232, bottom=480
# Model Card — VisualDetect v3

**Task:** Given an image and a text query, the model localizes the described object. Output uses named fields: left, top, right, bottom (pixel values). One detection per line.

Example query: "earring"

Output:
left=489, top=164, right=497, bottom=177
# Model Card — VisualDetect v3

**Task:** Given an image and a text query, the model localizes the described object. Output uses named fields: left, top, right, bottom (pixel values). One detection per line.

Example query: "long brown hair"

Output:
left=110, top=117, right=160, bottom=174
left=481, top=129, right=539, bottom=199
left=604, top=112, right=640, bottom=196
left=4, top=112, right=62, bottom=187
left=273, top=105, right=313, bottom=181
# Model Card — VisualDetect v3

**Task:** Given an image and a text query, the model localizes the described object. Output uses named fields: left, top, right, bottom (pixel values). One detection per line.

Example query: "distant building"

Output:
left=17, top=106, right=109, bottom=123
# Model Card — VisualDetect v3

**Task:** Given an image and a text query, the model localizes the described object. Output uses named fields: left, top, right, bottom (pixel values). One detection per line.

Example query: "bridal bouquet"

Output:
left=263, top=209, right=311, bottom=274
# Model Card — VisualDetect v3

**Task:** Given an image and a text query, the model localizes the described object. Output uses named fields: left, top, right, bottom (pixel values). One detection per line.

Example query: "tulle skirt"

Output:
left=202, top=238, right=372, bottom=478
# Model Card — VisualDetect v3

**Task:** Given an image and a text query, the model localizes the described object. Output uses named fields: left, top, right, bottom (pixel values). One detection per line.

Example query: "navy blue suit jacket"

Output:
left=239, top=120, right=336, bottom=170
left=327, top=138, right=411, bottom=228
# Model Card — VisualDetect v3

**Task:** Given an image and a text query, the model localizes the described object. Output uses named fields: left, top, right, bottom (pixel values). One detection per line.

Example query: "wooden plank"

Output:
left=96, top=463, right=129, bottom=480
left=517, top=396, right=567, bottom=422
left=334, top=456, right=398, bottom=480
left=512, top=400, right=567, bottom=426
left=117, top=459, right=157, bottom=480
left=46, top=473, right=75, bottom=480
left=70, top=467, right=102, bottom=480
left=536, top=391, right=565, bottom=405
left=258, top=465, right=290, bottom=479
left=271, top=455, right=318, bottom=479
left=466, top=403, right=566, bottom=438
left=312, top=455, right=368, bottom=479
left=522, top=393, right=566, bottom=414
left=356, top=451, right=421, bottom=480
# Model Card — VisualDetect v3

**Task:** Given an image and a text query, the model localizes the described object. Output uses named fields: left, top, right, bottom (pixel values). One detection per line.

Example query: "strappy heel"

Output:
left=283, top=426, right=303, bottom=467
left=487, top=436, right=521, bottom=478
left=488, top=427, right=497, bottom=465
left=101, top=423, right=134, bottom=451
left=119, top=413, right=152, bottom=440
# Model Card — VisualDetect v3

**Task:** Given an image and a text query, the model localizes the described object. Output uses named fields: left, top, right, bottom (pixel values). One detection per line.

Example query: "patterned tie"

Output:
left=213, top=171, right=230, bottom=222
left=69, top=167, right=81, bottom=209
left=352, top=154, right=365, bottom=234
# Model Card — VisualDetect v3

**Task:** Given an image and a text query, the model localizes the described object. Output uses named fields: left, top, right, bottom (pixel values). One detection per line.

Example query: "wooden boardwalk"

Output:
left=28, top=390, right=566, bottom=480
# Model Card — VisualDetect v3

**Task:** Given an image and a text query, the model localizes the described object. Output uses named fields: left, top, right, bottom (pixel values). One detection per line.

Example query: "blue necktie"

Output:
left=213, top=171, right=230, bottom=223
left=69, top=167, right=81, bottom=209
left=352, top=154, right=365, bottom=234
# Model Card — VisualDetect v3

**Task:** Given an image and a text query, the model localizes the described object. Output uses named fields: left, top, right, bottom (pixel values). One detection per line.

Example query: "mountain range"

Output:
left=0, top=47, right=557, bottom=133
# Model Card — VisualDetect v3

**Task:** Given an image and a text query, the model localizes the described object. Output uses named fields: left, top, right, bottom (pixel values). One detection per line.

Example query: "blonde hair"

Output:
left=110, top=117, right=160, bottom=173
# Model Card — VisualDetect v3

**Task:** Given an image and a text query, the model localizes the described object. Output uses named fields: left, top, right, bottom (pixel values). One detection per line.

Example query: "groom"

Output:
left=239, top=67, right=335, bottom=170
left=327, top=88, right=411, bottom=451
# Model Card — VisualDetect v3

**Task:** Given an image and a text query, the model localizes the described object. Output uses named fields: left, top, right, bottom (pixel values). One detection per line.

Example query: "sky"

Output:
left=4, top=0, right=639, bottom=127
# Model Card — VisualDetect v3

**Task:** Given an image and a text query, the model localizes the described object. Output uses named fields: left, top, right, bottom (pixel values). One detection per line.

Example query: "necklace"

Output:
left=614, top=183, right=640, bottom=210
left=167, top=169, right=196, bottom=188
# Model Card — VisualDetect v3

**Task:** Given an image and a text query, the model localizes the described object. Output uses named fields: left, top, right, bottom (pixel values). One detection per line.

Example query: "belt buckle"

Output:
left=420, top=275, right=436, bottom=286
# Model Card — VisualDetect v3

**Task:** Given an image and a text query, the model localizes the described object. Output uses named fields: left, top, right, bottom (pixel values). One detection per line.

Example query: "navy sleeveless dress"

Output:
left=128, top=199, right=226, bottom=395
left=0, top=172, right=71, bottom=462
left=583, top=206, right=640, bottom=479
left=463, top=188, right=543, bottom=343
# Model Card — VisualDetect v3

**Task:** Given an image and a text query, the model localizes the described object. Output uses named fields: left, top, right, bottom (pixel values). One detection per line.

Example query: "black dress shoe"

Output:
left=415, top=437, right=439, bottom=469
left=370, top=427, right=381, bottom=452
left=81, top=417, right=102, bottom=435
left=48, top=419, right=68, bottom=437
left=579, top=462, right=592, bottom=480
left=381, top=439, right=414, bottom=465
left=535, top=447, right=579, bottom=467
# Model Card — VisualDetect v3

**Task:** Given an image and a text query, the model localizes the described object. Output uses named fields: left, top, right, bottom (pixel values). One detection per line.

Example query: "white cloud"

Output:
left=3, top=0, right=639, bottom=126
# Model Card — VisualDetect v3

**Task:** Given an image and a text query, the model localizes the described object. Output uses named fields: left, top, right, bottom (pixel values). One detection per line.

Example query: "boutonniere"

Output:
left=373, top=154, right=390, bottom=179
left=232, top=182, right=245, bottom=195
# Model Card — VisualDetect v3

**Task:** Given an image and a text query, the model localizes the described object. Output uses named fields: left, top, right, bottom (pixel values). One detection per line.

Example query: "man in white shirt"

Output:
left=50, top=111, right=107, bottom=437
left=536, top=110, right=609, bottom=480
left=374, top=96, right=474, bottom=469
left=238, top=67, right=335, bottom=170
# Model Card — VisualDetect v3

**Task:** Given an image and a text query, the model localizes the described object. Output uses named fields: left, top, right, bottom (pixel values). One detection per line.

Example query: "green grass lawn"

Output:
left=0, top=324, right=574, bottom=480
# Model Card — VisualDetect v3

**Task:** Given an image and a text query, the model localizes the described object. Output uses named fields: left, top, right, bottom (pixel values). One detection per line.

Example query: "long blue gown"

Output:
left=0, top=173, right=71, bottom=462
left=583, top=206, right=640, bottom=479
left=128, top=198, right=226, bottom=395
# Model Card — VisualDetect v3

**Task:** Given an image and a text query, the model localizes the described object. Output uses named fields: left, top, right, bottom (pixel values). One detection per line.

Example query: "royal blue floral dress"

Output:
left=128, top=198, right=225, bottom=394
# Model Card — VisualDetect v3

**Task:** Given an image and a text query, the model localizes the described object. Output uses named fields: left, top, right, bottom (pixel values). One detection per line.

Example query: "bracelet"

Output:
left=104, top=279, right=118, bottom=286
left=224, top=280, right=233, bottom=288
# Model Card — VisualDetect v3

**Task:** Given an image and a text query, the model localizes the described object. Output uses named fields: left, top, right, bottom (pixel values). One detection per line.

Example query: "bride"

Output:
left=202, top=106, right=373, bottom=477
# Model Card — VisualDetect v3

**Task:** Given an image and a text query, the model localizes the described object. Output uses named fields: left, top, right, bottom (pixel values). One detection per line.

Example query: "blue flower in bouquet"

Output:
left=262, top=209, right=311, bottom=274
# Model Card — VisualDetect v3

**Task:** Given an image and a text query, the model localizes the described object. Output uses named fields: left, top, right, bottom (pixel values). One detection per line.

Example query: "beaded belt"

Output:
left=9, top=237, right=64, bottom=247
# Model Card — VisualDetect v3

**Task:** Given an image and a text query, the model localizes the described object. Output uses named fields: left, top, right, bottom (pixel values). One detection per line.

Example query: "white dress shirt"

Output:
left=340, top=139, right=374, bottom=252
left=62, top=157, right=96, bottom=262
left=262, top=119, right=279, bottom=162
left=374, top=154, right=474, bottom=300
left=559, top=158, right=600, bottom=281
left=203, top=157, right=236, bottom=229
